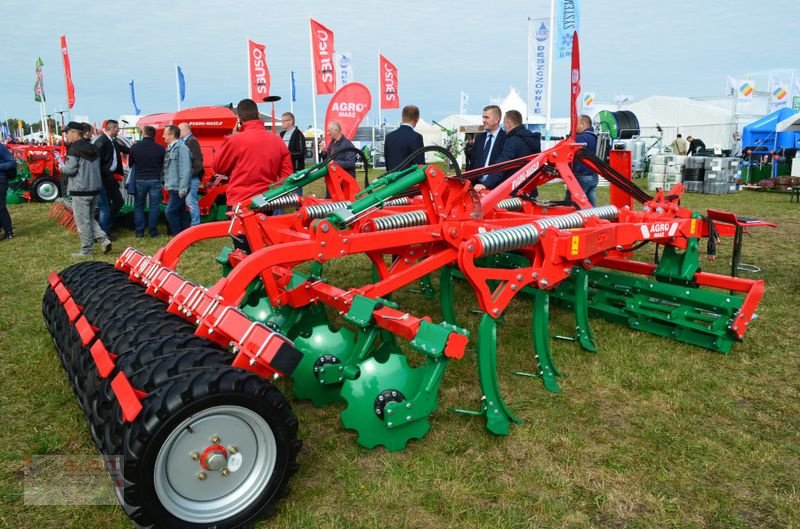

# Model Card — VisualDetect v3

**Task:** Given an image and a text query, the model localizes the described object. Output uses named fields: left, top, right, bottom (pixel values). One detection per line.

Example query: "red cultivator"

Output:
left=40, top=35, right=771, bottom=529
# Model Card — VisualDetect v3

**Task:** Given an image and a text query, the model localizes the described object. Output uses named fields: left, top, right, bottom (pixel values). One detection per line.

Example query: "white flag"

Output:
left=527, top=18, right=550, bottom=117
left=334, top=52, right=353, bottom=90
left=769, top=74, right=789, bottom=109
left=459, top=91, right=469, bottom=115
left=582, top=91, right=595, bottom=111
left=727, top=76, right=754, bottom=101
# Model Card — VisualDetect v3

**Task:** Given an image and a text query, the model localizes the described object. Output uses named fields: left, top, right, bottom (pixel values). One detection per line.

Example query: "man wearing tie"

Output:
left=468, top=105, right=505, bottom=173
left=93, top=120, right=129, bottom=237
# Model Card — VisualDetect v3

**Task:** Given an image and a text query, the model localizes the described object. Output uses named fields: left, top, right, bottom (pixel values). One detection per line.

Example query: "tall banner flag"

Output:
left=582, top=91, right=595, bottom=111
left=60, top=35, right=76, bottom=109
left=379, top=54, right=399, bottom=109
left=176, top=65, right=186, bottom=102
left=769, top=74, right=788, bottom=109
left=34, top=57, right=46, bottom=102
left=324, top=82, right=372, bottom=140
left=291, top=70, right=297, bottom=102
left=460, top=91, right=469, bottom=115
left=556, top=0, right=580, bottom=60
left=310, top=19, right=335, bottom=95
left=247, top=39, right=270, bottom=101
left=569, top=32, right=580, bottom=141
left=129, top=80, right=141, bottom=115
left=792, top=74, right=800, bottom=112
left=527, top=18, right=550, bottom=117
left=335, top=52, right=353, bottom=90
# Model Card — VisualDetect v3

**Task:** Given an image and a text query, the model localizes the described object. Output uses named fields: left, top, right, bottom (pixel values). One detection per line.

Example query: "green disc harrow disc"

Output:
left=340, top=353, right=430, bottom=452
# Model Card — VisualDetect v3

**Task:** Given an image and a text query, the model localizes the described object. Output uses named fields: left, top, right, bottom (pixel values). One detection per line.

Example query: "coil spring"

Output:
left=384, top=196, right=411, bottom=207
left=305, top=201, right=352, bottom=219
left=496, top=197, right=524, bottom=211
left=476, top=225, right=541, bottom=257
left=535, top=205, right=619, bottom=231
left=258, top=194, right=301, bottom=212
left=372, top=210, right=428, bottom=231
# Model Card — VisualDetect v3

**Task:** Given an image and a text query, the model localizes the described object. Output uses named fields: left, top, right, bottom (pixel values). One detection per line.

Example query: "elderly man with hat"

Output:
left=58, top=121, right=112, bottom=257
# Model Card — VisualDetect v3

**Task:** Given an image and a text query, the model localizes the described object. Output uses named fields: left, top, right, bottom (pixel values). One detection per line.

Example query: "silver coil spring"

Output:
left=384, top=196, right=411, bottom=207
left=496, top=197, right=524, bottom=211
left=259, top=194, right=301, bottom=211
left=476, top=225, right=541, bottom=257
left=305, top=201, right=353, bottom=219
left=372, top=210, right=428, bottom=231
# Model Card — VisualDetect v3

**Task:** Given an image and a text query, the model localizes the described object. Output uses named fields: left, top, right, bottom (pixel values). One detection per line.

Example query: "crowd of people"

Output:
left=0, top=99, right=615, bottom=254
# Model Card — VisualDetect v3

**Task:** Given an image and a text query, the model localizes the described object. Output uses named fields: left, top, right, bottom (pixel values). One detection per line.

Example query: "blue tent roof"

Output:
left=742, top=108, right=799, bottom=150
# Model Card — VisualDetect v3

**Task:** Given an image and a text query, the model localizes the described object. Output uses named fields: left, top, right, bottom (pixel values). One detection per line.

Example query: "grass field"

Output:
left=0, top=182, right=798, bottom=529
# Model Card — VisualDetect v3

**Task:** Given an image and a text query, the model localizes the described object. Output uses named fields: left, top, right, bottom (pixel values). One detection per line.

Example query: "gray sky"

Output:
left=2, top=0, right=798, bottom=127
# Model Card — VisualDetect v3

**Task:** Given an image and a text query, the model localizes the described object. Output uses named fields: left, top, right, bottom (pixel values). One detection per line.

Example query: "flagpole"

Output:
left=175, top=64, right=181, bottom=111
left=377, top=50, right=382, bottom=139
left=308, top=17, right=320, bottom=163
left=545, top=0, right=555, bottom=139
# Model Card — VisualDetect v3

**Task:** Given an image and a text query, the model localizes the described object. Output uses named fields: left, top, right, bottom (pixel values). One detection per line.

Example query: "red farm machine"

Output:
left=41, top=37, right=772, bottom=528
left=5, top=143, right=67, bottom=203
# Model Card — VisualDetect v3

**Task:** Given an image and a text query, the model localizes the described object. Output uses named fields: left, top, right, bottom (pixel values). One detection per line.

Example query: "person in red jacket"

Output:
left=213, top=98, right=293, bottom=207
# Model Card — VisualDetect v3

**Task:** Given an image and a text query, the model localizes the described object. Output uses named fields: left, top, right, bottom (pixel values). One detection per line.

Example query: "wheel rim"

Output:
left=36, top=180, right=59, bottom=201
left=154, top=404, right=277, bottom=524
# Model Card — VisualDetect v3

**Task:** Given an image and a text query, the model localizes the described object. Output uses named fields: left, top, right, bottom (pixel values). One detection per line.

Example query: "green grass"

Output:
left=1, top=183, right=799, bottom=529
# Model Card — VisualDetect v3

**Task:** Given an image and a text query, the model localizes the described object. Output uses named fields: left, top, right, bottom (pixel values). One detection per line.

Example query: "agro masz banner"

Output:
left=324, top=82, right=372, bottom=140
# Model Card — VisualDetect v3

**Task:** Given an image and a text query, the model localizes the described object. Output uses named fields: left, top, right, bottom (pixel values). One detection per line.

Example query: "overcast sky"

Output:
left=2, top=0, right=798, bottom=127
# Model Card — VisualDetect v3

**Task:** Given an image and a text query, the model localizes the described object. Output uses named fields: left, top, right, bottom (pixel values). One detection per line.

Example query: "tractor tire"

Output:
left=119, top=366, right=300, bottom=529
left=32, top=178, right=61, bottom=202
left=99, top=347, right=233, bottom=455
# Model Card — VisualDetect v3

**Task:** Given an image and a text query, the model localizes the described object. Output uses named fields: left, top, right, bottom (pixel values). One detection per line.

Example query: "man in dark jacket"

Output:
left=178, top=122, right=204, bottom=227
left=93, top=119, right=130, bottom=236
left=279, top=112, right=306, bottom=173
left=468, top=105, right=506, bottom=172
left=59, top=122, right=111, bottom=257
left=0, top=143, right=16, bottom=240
left=686, top=135, right=706, bottom=156
left=129, top=125, right=166, bottom=238
left=384, top=105, right=425, bottom=172
left=475, top=110, right=541, bottom=191
left=565, top=115, right=599, bottom=207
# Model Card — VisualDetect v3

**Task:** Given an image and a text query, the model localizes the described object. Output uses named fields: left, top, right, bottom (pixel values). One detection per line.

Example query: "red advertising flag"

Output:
left=310, top=19, right=335, bottom=95
left=60, top=35, right=75, bottom=109
left=379, top=54, right=399, bottom=109
left=324, top=83, right=372, bottom=140
left=248, top=39, right=270, bottom=101
left=569, top=32, right=580, bottom=141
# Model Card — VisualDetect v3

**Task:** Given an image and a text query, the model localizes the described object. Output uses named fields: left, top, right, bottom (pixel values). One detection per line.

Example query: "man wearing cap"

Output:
left=58, top=122, right=112, bottom=257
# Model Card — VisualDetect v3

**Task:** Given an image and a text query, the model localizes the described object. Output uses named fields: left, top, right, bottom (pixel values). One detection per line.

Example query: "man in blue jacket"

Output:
left=129, top=125, right=166, bottom=238
left=565, top=115, right=599, bottom=207
left=474, top=110, right=541, bottom=191
left=384, top=105, right=425, bottom=172
left=0, top=143, right=16, bottom=240
left=161, top=125, right=192, bottom=236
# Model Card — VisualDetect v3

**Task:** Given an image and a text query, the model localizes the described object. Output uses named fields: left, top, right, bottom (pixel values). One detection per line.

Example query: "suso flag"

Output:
left=379, top=54, right=399, bottom=109
left=527, top=18, right=550, bottom=116
left=324, top=82, right=372, bottom=140
left=34, top=57, right=46, bottom=102
left=129, top=80, right=141, bottom=115
left=556, top=0, right=580, bottom=60
left=248, top=39, right=270, bottom=101
left=335, top=52, right=353, bottom=90
left=177, top=65, right=186, bottom=102
left=310, top=19, right=335, bottom=95
left=60, top=35, right=75, bottom=109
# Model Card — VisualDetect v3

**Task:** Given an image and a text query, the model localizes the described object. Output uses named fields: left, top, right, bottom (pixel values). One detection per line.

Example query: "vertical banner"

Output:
left=792, top=74, right=800, bottom=112
left=177, top=66, right=186, bottom=101
left=569, top=32, right=580, bottom=141
left=527, top=18, right=550, bottom=117
left=769, top=74, right=788, bottom=110
left=310, top=19, right=335, bottom=95
left=582, top=91, right=595, bottom=111
left=460, top=91, right=469, bottom=115
left=129, top=80, right=141, bottom=115
left=247, top=39, right=270, bottom=101
left=379, top=54, right=399, bottom=109
left=34, top=57, right=46, bottom=102
left=324, top=82, right=372, bottom=140
left=60, top=35, right=75, bottom=109
left=335, top=52, right=353, bottom=90
left=291, top=70, right=297, bottom=102
left=556, top=0, right=580, bottom=60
